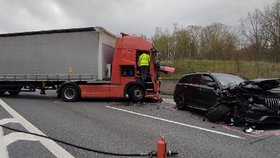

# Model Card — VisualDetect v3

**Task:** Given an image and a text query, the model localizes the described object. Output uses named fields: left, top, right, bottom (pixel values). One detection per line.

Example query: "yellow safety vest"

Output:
left=138, top=53, right=150, bottom=66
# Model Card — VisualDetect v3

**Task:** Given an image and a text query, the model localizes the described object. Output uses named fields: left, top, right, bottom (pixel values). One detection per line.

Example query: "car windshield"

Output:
left=212, top=73, right=247, bottom=86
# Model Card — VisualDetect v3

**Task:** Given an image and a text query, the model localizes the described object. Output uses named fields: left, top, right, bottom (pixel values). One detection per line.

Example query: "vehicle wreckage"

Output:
left=207, top=78, right=280, bottom=124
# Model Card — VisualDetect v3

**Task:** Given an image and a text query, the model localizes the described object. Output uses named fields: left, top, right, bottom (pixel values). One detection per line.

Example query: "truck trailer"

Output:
left=0, top=27, right=170, bottom=101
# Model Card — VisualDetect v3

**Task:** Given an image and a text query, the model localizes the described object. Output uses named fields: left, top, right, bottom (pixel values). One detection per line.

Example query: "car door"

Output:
left=175, top=74, right=198, bottom=107
left=187, top=74, right=203, bottom=108
left=196, top=74, right=219, bottom=110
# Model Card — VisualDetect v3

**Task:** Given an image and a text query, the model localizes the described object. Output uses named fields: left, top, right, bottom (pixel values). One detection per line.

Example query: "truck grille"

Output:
left=265, top=98, right=280, bottom=110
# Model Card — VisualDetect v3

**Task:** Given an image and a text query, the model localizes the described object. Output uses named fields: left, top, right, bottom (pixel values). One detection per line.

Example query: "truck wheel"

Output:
left=128, top=85, right=144, bottom=102
left=175, top=93, right=187, bottom=110
left=60, top=85, right=80, bottom=102
left=207, top=104, right=231, bottom=122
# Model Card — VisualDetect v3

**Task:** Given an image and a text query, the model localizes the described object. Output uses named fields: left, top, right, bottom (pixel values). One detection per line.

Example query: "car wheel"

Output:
left=175, top=93, right=187, bottom=110
left=128, top=85, right=144, bottom=102
left=207, top=104, right=231, bottom=122
left=60, top=85, right=80, bottom=102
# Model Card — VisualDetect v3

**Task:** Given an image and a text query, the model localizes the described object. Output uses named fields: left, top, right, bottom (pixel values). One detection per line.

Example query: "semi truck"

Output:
left=0, top=27, right=172, bottom=101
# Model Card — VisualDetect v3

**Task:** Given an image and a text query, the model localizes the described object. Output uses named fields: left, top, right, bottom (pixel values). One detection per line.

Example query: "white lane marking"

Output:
left=0, top=127, right=9, bottom=158
left=0, top=118, right=38, bottom=146
left=106, top=106, right=245, bottom=139
left=0, top=99, right=75, bottom=158
left=0, top=118, right=19, bottom=125
left=4, top=133, right=38, bottom=146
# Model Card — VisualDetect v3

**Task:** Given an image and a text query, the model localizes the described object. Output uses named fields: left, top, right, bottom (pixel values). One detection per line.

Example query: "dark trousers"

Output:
left=140, top=66, right=149, bottom=81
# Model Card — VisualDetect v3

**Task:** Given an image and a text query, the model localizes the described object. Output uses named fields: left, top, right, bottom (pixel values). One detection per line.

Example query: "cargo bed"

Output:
left=0, top=27, right=116, bottom=81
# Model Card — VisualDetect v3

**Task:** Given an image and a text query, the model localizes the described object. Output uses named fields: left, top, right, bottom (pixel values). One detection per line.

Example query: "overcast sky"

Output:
left=0, top=0, right=275, bottom=37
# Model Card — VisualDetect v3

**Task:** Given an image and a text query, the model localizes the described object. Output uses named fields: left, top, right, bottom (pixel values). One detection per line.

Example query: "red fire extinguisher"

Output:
left=157, top=133, right=167, bottom=158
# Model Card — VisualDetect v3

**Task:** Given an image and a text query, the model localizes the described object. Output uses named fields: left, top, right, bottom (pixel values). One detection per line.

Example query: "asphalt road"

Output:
left=1, top=91, right=280, bottom=158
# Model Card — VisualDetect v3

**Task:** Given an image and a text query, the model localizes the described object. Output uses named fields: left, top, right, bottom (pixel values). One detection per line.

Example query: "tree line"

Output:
left=152, top=0, right=280, bottom=63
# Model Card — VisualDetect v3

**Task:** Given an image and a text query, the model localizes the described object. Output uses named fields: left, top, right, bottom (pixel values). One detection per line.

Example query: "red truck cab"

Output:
left=73, top=34, right=160, bottom=102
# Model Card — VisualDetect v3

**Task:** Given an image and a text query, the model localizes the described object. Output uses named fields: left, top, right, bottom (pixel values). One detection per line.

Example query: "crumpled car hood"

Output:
left=241, top=78, right=280, bottom=90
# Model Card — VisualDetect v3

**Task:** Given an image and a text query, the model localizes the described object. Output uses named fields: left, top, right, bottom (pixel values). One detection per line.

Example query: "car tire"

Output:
left=60, top=85, right=80, bottom=102
left=175, top=93, right=187, bottom=110
left=128, top=85, right=144, bottom=102
left=207, top=104, right=231, bottom=122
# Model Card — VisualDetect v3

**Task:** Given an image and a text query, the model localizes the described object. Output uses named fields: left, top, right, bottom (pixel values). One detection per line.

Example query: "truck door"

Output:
left=109, top=65, right=135, bottom=98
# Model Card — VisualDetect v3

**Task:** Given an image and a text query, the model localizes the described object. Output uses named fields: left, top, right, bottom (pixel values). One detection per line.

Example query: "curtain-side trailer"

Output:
left=0, top=27, right=165, bottom=101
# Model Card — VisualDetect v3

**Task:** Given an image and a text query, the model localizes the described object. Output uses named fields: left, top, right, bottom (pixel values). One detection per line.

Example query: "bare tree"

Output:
left=240, top=9, right=267, bottom=61
left=187, top=25, right=202, bottom=59
left=200, top=23, right=237, bottom=60
left=152, top=27, right=173, bottom=60
left=261, top=0, right=280, bottom=62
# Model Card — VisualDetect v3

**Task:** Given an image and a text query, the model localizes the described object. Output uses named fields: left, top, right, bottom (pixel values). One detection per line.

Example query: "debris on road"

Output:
left=243, top=126, right=264, bottom=134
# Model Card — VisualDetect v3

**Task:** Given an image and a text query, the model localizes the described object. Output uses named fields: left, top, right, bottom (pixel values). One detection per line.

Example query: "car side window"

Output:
left=190, top=74, right=201, bottom=85
left=201, top=75, right=214, bottom=86
left=179, top=75, right=192, bottom=83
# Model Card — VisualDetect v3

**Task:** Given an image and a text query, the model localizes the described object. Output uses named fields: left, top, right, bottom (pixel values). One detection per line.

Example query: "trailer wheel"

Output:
left=128, top=85, right=144, bottom=102
left=8, top=87, right=21, bottom=96
left=8, top=91, right=20, bottom=96
left=60, top=85, right=80, bottom=102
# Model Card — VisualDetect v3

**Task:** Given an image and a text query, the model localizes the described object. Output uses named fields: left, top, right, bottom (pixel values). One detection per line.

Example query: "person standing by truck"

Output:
left=138, top=52, right=150, bottom=81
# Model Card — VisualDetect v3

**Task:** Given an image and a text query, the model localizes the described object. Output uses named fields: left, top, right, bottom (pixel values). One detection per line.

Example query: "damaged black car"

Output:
left=174, top=72, right=280, bottom=124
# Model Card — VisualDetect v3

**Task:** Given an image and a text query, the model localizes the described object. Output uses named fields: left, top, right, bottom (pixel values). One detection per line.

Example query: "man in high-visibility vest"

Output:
left=138, top=52, right=150, bottom=81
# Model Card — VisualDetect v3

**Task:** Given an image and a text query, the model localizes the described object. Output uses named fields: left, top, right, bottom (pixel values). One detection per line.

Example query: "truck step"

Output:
left=144, top=82, right=153, bottom=84
left=146, top=89, right=154, bottom=92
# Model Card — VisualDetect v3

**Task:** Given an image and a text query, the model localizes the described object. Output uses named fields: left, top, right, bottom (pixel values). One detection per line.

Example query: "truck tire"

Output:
left=128, top=85, right=144, bottom=102
left=207, top=104, right=231, bottom=122
left=175, top=93, right=187, bottom=110
left=60, top=85, right=80, bottom=102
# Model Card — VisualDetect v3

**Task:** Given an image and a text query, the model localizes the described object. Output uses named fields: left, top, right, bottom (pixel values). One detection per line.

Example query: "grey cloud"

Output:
left=0, top=0, right=275, bottom=37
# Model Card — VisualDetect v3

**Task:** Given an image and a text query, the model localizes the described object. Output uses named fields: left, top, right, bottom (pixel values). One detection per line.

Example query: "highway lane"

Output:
left=1, top=91, right=280, bottom=158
